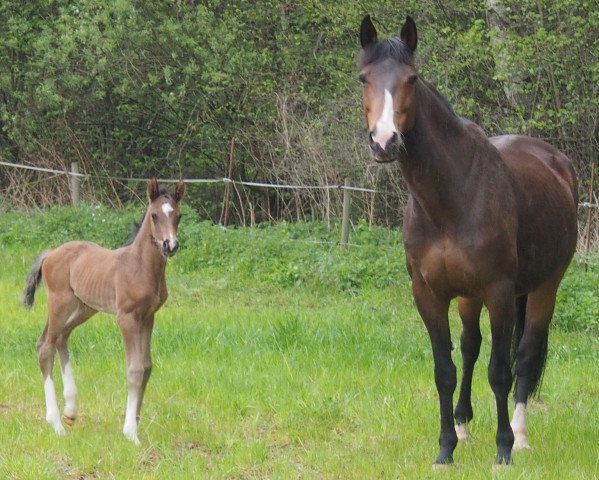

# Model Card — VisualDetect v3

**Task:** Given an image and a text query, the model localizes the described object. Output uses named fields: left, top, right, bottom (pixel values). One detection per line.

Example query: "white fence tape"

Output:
left=0, top=160, right=380, bottom=193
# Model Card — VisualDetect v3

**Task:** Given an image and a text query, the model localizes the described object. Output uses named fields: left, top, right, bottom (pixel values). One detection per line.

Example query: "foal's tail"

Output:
left=22, top=250, right=51, bottom=309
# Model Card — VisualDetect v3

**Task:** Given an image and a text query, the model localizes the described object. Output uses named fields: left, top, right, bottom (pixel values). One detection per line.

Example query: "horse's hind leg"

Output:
left=55, top=305, right=96, bottom=425
left=454, top=297, right=483, bottom=441
left=512, top=276, right=561, bottom=451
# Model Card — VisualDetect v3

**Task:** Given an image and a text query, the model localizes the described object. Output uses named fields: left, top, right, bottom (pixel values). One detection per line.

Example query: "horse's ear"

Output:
left=173, top=180, right=185, bottom=203
left=147, top=178, right=160, bottom=202
left=400, top=16, right=417, bottom=52
left=360, top=15, right=377, bottom=48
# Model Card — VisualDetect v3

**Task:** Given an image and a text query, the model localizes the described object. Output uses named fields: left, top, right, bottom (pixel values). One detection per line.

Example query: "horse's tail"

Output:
left=511, top=294, right=548, bottom=398
left=22, top=250, right=50, bottom=309
left=511, top=294, right=527, bottom=376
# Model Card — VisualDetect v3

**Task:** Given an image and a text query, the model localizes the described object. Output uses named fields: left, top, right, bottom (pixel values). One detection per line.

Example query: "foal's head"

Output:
left=146, top=178, right=185, bottom=258
left=359, top=15, right=418, bottom=162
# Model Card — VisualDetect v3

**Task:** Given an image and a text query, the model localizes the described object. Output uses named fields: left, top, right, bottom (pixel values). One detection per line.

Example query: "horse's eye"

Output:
left=358, top=73, right=367, bottom=85
left=408, top=74, right=418, bottom=85
left=151, top=213, right=158, bottom=222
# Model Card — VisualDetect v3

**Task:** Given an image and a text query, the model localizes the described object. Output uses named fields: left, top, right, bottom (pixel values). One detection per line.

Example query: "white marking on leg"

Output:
left=44, top=376, right=65, bottom=434
left=161, top=203, right=174, bottom=217
left=123, top=391, right=140, bottom=445
left=372, top=89, right=398, bottom=149
left=511, top=402, right=531, bottom=450
left=61, top=361, right=77, bottom=420
left=455, top=422, right=469, bottom=441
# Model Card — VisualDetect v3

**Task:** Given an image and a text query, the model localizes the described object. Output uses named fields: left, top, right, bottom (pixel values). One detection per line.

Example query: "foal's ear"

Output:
left=173, top=180, right=186, bottom=203
left=400, top=15, right=417, bottom=52
left=360, top=15, right=377, bottom=48
left=147, top=178, right=161, bottom=202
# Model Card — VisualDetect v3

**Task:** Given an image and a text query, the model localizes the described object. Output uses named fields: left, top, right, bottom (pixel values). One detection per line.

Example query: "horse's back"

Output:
left=490, top=135, right=577, bottom=201
left=490, top=135, right=578, bottom=292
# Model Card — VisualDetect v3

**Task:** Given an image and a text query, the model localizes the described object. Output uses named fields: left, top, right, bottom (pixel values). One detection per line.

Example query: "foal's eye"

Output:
left=358, top=73, right=367, bottom=85
left=407, top=74, right=418, bottom=85
left=151, top=213, right=158, bottom=222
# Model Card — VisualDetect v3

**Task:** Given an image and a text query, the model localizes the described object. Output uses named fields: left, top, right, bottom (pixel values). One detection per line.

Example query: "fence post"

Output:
left=585, top=164, right=595, bottom=255
left=220, top=138, right=235, bottom=227
left=340, top=177, right=351, bottom=248
left=70, top=162, right=80, bottom=206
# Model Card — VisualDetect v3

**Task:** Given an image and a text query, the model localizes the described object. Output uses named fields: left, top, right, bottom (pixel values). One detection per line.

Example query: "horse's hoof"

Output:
left=494, top=453, right=512, bottom=465
left=432, top=462, right=454, bottom=471
left=63, top=415, right=76, bottom=426
left=455, top=423, right=469, bottom=442
left=512, top=437, right=531, bottom=451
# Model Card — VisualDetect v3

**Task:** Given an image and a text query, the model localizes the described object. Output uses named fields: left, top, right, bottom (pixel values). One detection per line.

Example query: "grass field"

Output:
left=1, top=206, right=598, bottom=479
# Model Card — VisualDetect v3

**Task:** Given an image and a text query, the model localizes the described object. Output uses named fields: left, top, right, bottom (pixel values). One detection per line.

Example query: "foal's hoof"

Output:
left=63, top=415, right=76, bottom=426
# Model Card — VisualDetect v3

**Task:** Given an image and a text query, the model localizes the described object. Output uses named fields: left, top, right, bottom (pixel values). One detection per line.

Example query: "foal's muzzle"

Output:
left=162, top=238, right=179, bottom=257
left=369, top=131, right=400, bottom=163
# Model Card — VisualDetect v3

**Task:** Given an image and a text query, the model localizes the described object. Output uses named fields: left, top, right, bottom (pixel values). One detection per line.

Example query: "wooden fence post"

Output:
left=70, top=162, right=80, bottom=206
left=220, top=138, right=235, bottom=227
left=340, top=177, right=351, bottom=247
left=585, top=164, right=596, bottom=255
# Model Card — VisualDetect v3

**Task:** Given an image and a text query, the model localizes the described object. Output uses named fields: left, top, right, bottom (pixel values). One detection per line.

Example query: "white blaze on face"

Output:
left=162, top=202, right=174, bottom=217
left=372, top=89, right=397, bottom=149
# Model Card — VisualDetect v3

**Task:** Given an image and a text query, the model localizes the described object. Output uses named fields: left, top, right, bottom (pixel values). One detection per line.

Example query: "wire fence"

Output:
left=1, top=159, right=597, bottom=252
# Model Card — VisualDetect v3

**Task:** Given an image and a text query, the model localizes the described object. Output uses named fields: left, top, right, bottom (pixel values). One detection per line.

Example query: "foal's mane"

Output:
left=123, top=189, right=172, bottom=246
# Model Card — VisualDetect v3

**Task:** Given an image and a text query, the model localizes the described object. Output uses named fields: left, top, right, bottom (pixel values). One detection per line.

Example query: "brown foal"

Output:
left=23, top=178, right=185, bottom=444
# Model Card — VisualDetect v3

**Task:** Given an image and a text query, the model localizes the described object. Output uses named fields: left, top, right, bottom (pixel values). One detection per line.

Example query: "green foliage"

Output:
left=1, top=0, right=595, bottom=219
left=554, top=256, right=599, bottom=333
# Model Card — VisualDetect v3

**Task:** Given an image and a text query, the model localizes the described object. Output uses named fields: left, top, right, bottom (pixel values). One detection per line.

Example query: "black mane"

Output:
left=359, top=36, right=414, bottom=68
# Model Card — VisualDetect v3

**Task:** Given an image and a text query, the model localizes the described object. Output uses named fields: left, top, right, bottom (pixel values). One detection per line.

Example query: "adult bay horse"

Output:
left=359, top=16, right=577, bottom=464
left=23, top=178, right=185, bottom=444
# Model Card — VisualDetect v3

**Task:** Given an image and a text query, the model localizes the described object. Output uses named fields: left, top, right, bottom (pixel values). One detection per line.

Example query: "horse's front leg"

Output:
left=413, top=279, right=456, bottom=465
left=484, top=281, right=516, bottom=464
left=454, top=297, right=483, bottom=441
left=118, top=312, right=154, bottom=445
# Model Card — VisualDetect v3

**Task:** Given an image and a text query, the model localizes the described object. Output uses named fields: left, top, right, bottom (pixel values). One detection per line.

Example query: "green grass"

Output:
left=1, top=207, right=598, bottom=479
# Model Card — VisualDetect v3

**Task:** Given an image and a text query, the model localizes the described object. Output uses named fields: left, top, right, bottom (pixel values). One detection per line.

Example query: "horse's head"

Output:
left=146, top=178, right=185, bottom=258
left=359, top=15, right=418, bottom=163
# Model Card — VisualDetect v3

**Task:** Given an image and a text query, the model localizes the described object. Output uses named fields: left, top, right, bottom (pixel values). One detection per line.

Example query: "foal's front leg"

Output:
left=118, top=313, right=154, bottom=445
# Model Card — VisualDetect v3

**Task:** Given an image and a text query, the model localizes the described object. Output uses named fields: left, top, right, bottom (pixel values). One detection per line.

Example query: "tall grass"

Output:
left=0, top=207, right=597, bottom=478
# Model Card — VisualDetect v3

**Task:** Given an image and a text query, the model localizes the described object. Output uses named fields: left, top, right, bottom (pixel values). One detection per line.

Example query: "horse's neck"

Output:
left=401, top=83, right=483, bottom=228
left=127, top=215, right=167, bottom=280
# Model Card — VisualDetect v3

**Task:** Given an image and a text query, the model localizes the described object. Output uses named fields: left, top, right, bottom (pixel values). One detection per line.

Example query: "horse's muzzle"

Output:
left=369, top=131, right=400, bottom=163
left=162, top=238, right=179, bottom=257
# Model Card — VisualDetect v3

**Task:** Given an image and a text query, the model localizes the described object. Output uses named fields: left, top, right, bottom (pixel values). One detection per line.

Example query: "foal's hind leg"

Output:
left=37, top=323, right=64, bottom=434
left=454, top=297, right=483, bottom=441
left=55, top=305, right=96, bottom=425
left=512, top=277, right=560, bottom=451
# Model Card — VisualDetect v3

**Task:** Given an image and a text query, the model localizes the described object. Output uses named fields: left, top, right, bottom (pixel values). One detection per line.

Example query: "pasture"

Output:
left=1, top=205, right=598, bottom=479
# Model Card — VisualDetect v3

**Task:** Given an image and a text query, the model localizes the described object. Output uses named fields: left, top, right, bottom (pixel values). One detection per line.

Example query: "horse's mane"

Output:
left=359, top=36, right=414, bottom=68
